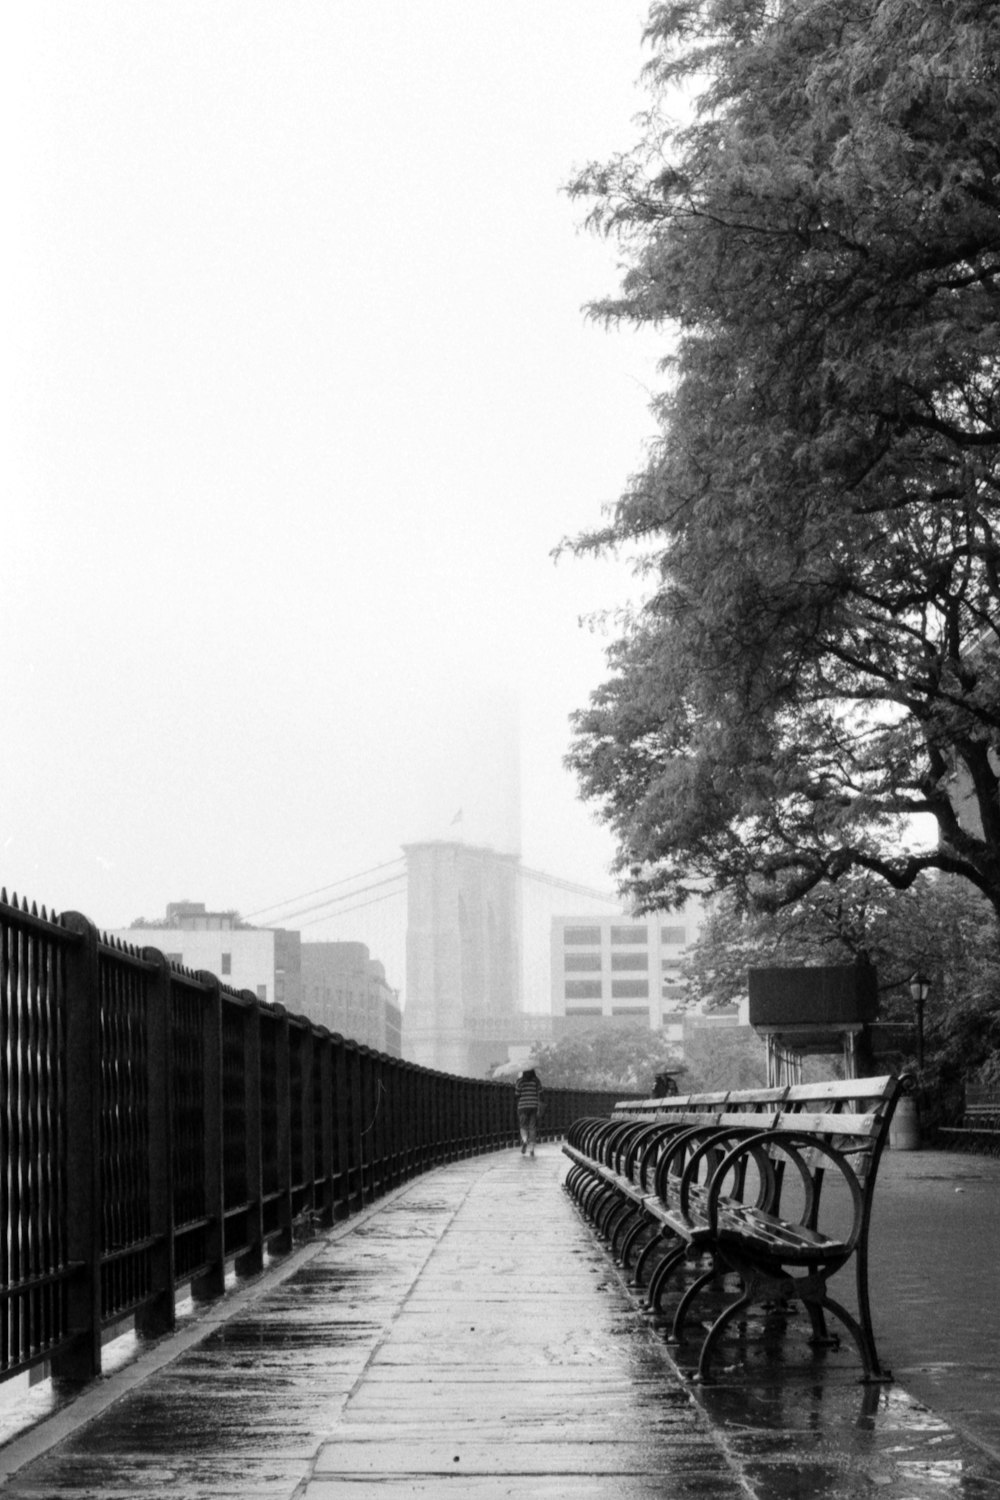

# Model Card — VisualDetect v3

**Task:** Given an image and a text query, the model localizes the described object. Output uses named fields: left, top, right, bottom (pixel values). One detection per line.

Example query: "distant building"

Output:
left=300, top=941, right=401, bottom=1057
left=111, top=903, right=400, bottom=1054
left=113, top=901, right=302, bottom=1010
left=550, top=902, right=706, bottom=1046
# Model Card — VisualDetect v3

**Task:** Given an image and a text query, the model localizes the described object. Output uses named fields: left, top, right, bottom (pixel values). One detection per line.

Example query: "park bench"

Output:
left=938, top=1085, right=1000, bottom=1155
left=563, top=1075, right=905, bottom=1383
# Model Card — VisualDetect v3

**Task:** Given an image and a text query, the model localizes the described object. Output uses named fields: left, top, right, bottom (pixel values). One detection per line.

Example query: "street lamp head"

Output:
left=909, top=970, right=931, bottom=1003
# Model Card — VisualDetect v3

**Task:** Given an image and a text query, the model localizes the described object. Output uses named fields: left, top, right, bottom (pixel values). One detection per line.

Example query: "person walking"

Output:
left=515, top=1067, right=542, bottom=1156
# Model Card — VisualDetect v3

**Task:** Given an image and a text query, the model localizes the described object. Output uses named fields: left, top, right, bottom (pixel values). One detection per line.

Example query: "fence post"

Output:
left=385, top=1056, right=402, bottom=1190
left=433, top=1072, right=444, bottom=1162
left=360, top=1051, right=376, bottom=1200
left=466, top=1080, right=477, bottom=1156
left=421, top=1069, right=434, bottom=1171
left=192, top=973, right=225, bottom=1301
left=345, top=1045, right=363, bottom=1212
left=491, top=1081, right=503, bottom=1150
left=136, top=948, right=175, bottom=1339
left=236, top=993, right=264, bottom=1277
left=354, top=1049, right=372, bottom=1205
left=317, top=1030, right=335, bottom=1226
left=331, top=1036, right=349, bottom=1220
left=272, top=1007, right=293, bottom=1255
left=372, top=1050, right=384, bottom=1201
left=452, top=1077, right=463, bottom=1160
left=300, top=1025, right=316, bottom=1221
left=401, top=1065, right=416, bottom=1179
left=50, top=911, right=102, bottom=1382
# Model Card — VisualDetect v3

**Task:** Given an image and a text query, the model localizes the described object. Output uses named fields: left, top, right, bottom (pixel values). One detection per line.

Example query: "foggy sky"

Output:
left=1, top=3, right=662, bottom=990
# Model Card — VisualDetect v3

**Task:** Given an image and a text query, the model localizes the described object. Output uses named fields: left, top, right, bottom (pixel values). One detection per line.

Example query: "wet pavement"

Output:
left=868, top=1148, right=1000, bottom=1465
left=0, top=1143, right=997, bottom=1498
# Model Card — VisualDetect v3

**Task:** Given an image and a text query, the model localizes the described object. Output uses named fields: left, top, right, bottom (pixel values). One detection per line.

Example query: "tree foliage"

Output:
left=681, top=1023, right=768, bottom=1092
left=566, top=0, right=1000, bottom=919
left=685, top=871, right=965, bottom=1010
left=685, top=872, right=1000, bottom=1103
left=529, top=1023, right=684, bottom=1092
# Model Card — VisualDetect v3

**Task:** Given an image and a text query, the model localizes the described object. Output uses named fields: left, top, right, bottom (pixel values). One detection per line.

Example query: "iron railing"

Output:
left=0, top=890, right=619, bottom=1384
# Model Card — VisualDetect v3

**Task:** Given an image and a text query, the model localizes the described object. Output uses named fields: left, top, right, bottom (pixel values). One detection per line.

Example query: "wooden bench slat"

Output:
left=772, top=1108, right=882, bottom=1135
left=940, top=1092, right=1000, bottom=1153
left=782, top=1076, right=894, bottom=1102
left=616, top=1076, right=895, bottom=1113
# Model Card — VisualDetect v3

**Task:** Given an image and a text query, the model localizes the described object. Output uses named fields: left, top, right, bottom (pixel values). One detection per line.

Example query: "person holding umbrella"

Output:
left=515, top=1067, right=543, bottom=1156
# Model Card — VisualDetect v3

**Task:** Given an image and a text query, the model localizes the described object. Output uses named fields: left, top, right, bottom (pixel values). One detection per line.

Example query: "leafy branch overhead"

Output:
left=566, top=0, right=1000, bottom=917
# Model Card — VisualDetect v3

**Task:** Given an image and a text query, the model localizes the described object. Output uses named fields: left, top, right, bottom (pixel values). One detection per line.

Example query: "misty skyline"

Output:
left=2, top=3, right=662, bottom=990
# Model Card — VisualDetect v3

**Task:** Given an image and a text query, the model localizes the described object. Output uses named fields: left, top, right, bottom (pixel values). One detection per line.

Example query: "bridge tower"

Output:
left=403, top=840, right=522, bottom=1075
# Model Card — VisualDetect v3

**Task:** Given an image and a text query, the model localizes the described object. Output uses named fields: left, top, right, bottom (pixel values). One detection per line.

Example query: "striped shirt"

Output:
left=515, top=1076, right=542, bottom=1111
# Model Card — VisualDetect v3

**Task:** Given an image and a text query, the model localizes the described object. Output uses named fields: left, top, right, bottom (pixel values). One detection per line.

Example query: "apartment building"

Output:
left=114, top=901, right=302, bottom=1009
left=300, top=940, right=402, bottom=1057
left=112, top=905, right=400, bottom=1056
left=550, top=902, right=705, bottom=1043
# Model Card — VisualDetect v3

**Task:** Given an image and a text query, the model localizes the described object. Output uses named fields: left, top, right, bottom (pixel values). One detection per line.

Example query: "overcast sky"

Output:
left=1, top=3, right=666, bottom=988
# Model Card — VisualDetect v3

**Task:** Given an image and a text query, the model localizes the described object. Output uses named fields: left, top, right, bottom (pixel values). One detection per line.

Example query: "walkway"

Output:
left=0, top=1144, right=998, bottom=1498
left=869, top=1147, right=1000, bottom=1462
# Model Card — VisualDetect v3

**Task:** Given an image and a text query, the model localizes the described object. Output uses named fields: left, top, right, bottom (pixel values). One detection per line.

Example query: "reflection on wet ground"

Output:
left=0, top=1147, right=997, bottom=1498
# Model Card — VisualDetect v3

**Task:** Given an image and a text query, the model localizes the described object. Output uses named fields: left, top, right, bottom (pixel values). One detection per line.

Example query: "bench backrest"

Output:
left=964, top=1086, right=1000, bottom=1120
left=614, top=1077, right=897, bottom=1128
left=612, top=1076, right=902, bottom=1181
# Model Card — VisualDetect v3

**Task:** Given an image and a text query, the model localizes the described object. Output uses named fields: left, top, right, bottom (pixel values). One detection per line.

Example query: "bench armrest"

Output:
left=705, top=1129, right=866, bottom=1249
left=652, top=1125, right=777, bottom=1217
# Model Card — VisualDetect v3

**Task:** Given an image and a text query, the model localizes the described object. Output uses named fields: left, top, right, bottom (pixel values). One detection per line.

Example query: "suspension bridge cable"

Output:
left=298, top=881, right=408, bottom=928
left=246, top=854, right=618, bottom=932
left=517, top=863, right=622, bottom=904
left=242, top=856, right=407, bottom=920
left=263, top=870, right=409, bottom=925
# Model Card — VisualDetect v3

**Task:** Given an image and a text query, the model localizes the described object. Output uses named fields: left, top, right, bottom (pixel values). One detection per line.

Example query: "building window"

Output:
left=610, top=926, right=647, bottom=945
left=661, top=925, right=687, bottom=944
left=565, top=954, right=601, bottom=972
left=564, top=926, right=601, bottom=946
left=611, top=979, right=648, bottom=999
left=611, top=953, right=648, bottom=971
left=612, top=1005, right=650, bottom=1017
left=166, top=952, right=182, bottom=965
left=566, top=1006, right=603, bottom=1016
left=565, top=980, right=603, bottom=1000
left=257, top=984, right=268, bottom=1002
left=221, top=952, right=232, bottom=975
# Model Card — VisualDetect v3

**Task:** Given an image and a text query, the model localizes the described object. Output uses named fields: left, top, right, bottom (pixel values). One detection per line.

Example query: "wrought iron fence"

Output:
left=0, top=890, right=619, bottom=1385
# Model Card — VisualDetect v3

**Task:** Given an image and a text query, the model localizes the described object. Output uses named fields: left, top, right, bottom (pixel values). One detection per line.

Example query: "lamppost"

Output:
left=909, top=971, right=930, bottom=1071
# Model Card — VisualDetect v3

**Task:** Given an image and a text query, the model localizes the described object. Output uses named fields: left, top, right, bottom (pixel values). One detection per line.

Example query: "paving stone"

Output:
left=303, top=1478, right=745, bottom=1499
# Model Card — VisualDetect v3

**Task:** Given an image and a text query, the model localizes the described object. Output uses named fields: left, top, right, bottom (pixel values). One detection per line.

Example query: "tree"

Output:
left=681, top=1023, right=768, bottom=1093
left=685, top=872, right=1000, bottom=1108
left=566, top=0, right=1000, bottom=920
left=529, top=1023, right=684, bottom=1092
left=684, top=872, right=956, bottom=1014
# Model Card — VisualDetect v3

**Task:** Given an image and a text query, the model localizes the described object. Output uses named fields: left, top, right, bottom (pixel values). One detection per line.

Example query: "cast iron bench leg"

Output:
left=633, top=1228, right=669, bottom=1288
left=667, top=1261, right=718, bottom=1345
left=801, top=1287, right=891, bottom=1383
left=619, top=1215, right=650, bottom=1273
left=697, top=1285, right=757, bottom=1383
left=647, top=1242, right=691, bottom=1315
